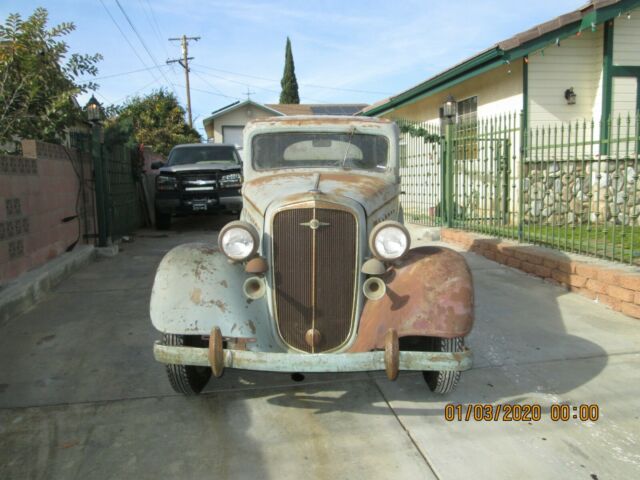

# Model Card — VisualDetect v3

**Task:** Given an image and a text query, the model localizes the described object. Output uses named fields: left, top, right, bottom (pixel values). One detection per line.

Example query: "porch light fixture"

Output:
left=564, top=87, right=577, bottom=105
left=442, top=95, right=457, bottom=120
left=85, top=95, right=102, bottom=123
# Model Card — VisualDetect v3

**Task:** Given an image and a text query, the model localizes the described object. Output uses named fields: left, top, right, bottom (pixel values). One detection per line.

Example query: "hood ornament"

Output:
left=300, top=218, right=330, bottom=230
left=308, top=173, right=322, bottom=194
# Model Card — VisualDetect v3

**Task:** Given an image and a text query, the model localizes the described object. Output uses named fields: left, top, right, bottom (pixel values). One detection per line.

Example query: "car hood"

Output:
left=159, top=163, right=241, bottom=173
left=243, top=171, right=397, bottom=216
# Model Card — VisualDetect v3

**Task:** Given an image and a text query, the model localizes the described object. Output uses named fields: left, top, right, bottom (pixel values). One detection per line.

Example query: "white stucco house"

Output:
left=360, top=0, right=640, bottom=239
left=361, top=0, right=639, bottom=152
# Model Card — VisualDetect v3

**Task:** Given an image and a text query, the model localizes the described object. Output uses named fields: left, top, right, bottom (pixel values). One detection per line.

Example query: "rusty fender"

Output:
left=350, top=246, right=474, bottom=352
left=149, top=243, right=271, bottom=344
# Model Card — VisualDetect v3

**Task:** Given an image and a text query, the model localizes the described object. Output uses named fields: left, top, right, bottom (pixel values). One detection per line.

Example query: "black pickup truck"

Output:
left=151, top=143, right=243, bottom=229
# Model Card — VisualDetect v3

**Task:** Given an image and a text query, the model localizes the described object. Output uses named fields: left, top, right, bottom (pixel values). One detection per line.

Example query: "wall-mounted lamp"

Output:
left=442, top=94, right=457, bottom=122
left=564, top=87, right=577, bottom=105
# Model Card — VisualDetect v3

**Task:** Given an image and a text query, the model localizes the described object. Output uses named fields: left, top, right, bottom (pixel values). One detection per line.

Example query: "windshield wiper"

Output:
left=341, top=127, right=356, bottom=169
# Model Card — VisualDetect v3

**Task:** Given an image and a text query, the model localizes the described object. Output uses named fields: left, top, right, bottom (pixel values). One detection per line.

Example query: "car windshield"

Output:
left=252, top=132, right=389, bottom=170
left=168, top=146, right=240, bottom=166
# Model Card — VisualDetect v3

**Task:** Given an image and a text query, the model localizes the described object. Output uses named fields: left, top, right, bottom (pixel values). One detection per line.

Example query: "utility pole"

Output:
left=167, top=35, right=200, bottom=127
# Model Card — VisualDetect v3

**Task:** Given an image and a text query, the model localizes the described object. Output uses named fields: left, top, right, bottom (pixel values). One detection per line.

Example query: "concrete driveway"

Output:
left=1, top=215, right=639, bottom=479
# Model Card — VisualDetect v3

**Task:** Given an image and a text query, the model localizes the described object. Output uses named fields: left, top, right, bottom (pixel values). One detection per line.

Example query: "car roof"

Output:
left=171, top=143, right=238, bottom=149
left=249, top=115, right=391, bottom=125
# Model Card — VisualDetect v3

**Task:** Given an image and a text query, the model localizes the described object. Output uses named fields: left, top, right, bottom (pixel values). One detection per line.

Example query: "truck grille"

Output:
left=272, top=206, right=357, bottom=352
left=177, top=172, right=218, bottom=192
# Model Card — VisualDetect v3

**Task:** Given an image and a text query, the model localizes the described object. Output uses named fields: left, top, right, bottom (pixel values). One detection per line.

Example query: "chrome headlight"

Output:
left=218, top=221, right=259, bottom=261
left=220, top=173, right=242, bottom=187
left=156, top=175, right=178, bottom=191
left=369, top=221, right=410, bottom=261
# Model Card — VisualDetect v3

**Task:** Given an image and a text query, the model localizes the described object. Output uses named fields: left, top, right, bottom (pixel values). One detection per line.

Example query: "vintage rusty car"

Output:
left=150, top=116, right=474, bottom=395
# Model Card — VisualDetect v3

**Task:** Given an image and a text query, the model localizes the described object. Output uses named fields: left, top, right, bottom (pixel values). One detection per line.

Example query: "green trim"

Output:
left=601, top=20, right=614, bottom=153
left=362, top=0, right=640, bottom=118
left=522, top=57, right=528, bottom=131
left=611, top=66, right=640, bottom=76
left=379, top=58, right=507, bottom=116
left=362, top=49, right=504, bottom=117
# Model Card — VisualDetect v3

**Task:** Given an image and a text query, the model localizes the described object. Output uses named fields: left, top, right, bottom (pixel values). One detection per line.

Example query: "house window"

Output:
left=457, top=96, right=477, bottom=131
left=438, top=96, right=477, bottom=130
left=438, top=96, right=478, bottom=158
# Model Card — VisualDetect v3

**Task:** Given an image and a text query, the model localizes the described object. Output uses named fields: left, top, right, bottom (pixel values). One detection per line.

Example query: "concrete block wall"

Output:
left=0, top=140, right=96, bottom=284
left=441, top=228, right=640, bottom=319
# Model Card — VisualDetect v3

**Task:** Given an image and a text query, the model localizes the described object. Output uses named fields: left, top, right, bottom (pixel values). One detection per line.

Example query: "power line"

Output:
left=98, top=0, right=161, bottom=86
left=191, top=63, right=392, bottom=96
left=112, top=77, right=159, bottom=104
left=87, top=64, right=171, bottom=81
left=190, top=67, right=329, bottom=104
left=186, top=85, right=241, bottom=100
left=191, top=71, right=239, bottom=100
left=114, top=0, right=178, bottom=97
left=140, top=0, right=168, bottom=55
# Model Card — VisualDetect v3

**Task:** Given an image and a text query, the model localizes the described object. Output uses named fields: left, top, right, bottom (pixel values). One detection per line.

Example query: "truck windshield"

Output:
left=168, top=146, right=240, bottom=166
left=252, top=132, right=388, bottom=170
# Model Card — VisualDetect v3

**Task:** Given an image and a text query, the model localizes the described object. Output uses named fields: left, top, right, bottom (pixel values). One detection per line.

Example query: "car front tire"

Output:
left=399, top=336, right=464, bottom=394
left=422, top=337, right=464, bottom=394
left=163, top=334, right=211, bottom=395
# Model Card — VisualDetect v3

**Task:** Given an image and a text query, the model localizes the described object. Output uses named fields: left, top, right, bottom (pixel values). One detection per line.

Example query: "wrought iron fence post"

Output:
left=518, top=110, right=525, bottom=242
left=91, top=123, right=109, bottom=247
left=444, top=122, right=455, bottom=227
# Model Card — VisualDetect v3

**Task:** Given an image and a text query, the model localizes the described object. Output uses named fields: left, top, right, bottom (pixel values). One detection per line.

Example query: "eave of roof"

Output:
left=202, top=100, right=284, bottom=124
left=361, top=0, right=638, bottom=117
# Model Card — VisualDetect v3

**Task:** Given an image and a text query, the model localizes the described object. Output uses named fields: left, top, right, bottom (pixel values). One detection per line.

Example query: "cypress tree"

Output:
left=279, top=37, right=300, bottom=104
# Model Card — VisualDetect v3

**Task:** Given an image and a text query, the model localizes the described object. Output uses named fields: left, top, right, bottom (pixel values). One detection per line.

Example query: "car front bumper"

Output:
left=153, top=342, right=473, bottom=378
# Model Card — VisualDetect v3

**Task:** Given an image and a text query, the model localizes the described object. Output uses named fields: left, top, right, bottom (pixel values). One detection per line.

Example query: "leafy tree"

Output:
left=105, top=89, right=201, bottom=156
left=0, top=7, right=102, bottom=147
left=279, top=37, right=300, bottom=104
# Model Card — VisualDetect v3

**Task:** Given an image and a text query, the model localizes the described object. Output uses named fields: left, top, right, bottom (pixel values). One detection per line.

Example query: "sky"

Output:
left=2, top=0, right=583, bottom=137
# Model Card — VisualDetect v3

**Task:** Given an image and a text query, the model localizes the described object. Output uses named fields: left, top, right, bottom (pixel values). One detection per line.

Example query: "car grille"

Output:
left=177, top=173, right=218, bottom=192
left=272, top=205, right=357, bottom=352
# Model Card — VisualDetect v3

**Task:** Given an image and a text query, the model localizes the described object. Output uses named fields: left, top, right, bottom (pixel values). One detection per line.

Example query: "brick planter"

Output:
left=441, top=228, right=640, bottom=320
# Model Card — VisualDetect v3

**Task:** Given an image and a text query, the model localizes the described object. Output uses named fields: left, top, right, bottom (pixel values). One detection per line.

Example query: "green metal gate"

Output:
left=105, top=145, right=143, bottom=239
left=398, top=114, right=518, bottom=230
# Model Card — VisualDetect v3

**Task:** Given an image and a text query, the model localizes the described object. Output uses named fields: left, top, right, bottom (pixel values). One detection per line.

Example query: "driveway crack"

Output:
left=371, top=376, right=440, bottom=479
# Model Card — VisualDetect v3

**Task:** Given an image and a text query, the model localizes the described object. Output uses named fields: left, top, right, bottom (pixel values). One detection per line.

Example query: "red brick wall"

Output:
left=441, top=228, right=640, bottom=320
left=0, top=140, right=96, bottom=284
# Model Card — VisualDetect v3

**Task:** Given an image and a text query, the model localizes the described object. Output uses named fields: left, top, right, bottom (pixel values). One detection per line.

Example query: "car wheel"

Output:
left=155, top=211, right=172, bottom=230
left=399, top=336, right=464, bottom=394
left=163, top=334, right=211, bottom=395
left=422, top=337, right=464, bottom=394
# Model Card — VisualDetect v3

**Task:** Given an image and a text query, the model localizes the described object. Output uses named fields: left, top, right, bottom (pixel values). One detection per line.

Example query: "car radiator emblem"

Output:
left=300, top=218, right=330, bottom=230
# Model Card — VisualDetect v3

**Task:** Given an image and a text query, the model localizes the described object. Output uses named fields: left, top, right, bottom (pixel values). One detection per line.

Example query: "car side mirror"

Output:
left=151, top=161, right=165, bottom=170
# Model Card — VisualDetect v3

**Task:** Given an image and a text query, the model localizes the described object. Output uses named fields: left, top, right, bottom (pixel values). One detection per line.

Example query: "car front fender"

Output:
left=150, top=243, right=272, bottom=346
left=349, top=246, right=474, bottom=352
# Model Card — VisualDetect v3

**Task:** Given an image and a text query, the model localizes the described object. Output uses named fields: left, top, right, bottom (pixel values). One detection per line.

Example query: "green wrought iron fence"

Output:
left=398, top=112, right=640, bottom=264
left=397, top=119, right=443, bottom=226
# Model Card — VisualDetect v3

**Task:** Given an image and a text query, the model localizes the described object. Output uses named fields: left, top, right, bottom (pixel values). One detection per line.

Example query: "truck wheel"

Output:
left=155, top=211, right=172, bottom=230
left=423, top=337, right=464, bottom=394
left=163, top=334, right=211, bottom=395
